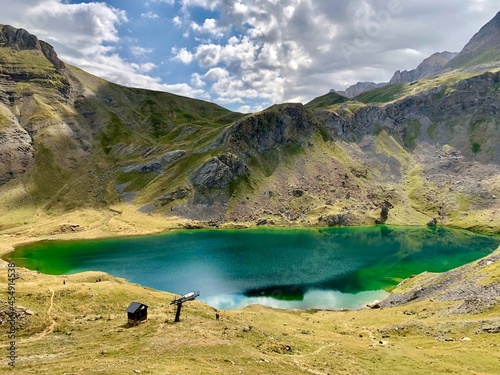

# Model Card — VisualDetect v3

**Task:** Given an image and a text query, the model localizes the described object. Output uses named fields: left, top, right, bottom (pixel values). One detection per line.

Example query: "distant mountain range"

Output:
left=0, top=11, right=499, bottom=233
left=332, top=51, right=458, bottom=98
left=333, top=11, right=500, bottom=98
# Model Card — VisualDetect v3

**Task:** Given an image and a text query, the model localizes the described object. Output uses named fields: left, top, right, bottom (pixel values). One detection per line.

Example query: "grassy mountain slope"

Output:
left=0, top=27, right=243, bottom=231
left=304, top=91, right=349, bottom=109
left=0, top=23, right=499, bottom=234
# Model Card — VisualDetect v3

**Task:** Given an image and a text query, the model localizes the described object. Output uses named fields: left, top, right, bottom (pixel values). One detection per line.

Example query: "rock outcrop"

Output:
left=191, top=153, right=247, bottom=190
left=123, top=150, right=186, bottom=174
left=156, top=187, right=191, bottom=205
left=377, top=246, right=500, bottom=309
left=218, top=103, right=318, bottom=156
left=320, top=70, right=500, bottom=149
left=0, top=105, right=34, bottom=184
left=319, top=213, right=351, bottom=227
left=0, top=24, right=65, bottom=70
left=427, top=218, right=438, bottom=226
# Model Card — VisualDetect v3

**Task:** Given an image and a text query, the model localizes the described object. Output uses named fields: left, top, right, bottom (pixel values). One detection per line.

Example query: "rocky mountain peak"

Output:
left=446, top=11, right=500, bottom=68
left=0, top=24, right=39, bottom=50
left=0, top=24, right=65, bottom=69
left=331, top=51, right=457, bottom=98
left=460, top=11, right=500, bottom=54
left=390, top=51, right=457, bottom=84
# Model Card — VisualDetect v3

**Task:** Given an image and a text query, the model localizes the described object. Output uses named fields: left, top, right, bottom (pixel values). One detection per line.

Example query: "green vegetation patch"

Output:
left=447, top=47, right=500, bottom=69
left=0, top=113, right=11, bottom=128
left=305, top=92, right=349, bottom=109
left=402, top=120, right=422, bottom=151
left=228, top=173, right=250, bottom=198
left=29, top=142, right=68, bottom=200
left=407, top=166, right=425, bottom=209
left=140, top=90, right=239, bottom=129
left=116, top=171, right=157, bottom=192
left=282, top=142, right=303, bottom=158
left=468, top=115, right=490, bottom=155
left=427, top=122, right=438, bottom=140
left=432, top=89, right=446, bottom=101
left=250, top=149, right=281, bottom=177
left=246, top=141, right=303, bottom=181
left=374, top=123, right=384, bottom=136
left=0, top=48, right=55, bottom=75
left=355, top=83, right=407, bottom=104
left=147, top=104, right=169, bottom=138
left=472, top=142, right=481, bottom=154
left=98, top=112, right=134, bottom=154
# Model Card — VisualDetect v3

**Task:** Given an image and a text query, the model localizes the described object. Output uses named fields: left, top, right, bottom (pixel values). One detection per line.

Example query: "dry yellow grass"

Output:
left=0, top=265, right=499, bottom=374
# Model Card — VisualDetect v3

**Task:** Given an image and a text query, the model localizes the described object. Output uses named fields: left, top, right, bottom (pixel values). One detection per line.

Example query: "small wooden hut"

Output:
left=126, top=302, right=148, bottom=325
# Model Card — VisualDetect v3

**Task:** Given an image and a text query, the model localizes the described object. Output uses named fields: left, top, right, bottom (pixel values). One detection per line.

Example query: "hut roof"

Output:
left=126, top=302, right=148, bottom=313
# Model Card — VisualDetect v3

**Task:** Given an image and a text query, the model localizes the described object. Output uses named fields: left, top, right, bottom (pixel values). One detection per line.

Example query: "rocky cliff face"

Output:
left=323, top=71, right=500, bottom=144
left=0, top=107, right=34, bottom=185
left=0, top=25, right=71, bottom=188
left=221, top=104, right=318, bottom=154
left=0, top=25, right=65, bottom=69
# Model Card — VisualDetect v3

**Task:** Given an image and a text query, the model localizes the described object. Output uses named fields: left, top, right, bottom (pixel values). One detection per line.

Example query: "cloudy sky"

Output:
left=1, top=0, right=498, bottom=112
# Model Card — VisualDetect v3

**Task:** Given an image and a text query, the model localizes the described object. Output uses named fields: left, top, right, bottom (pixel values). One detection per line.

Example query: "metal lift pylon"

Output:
left=170, top=291, right=200, bottom=322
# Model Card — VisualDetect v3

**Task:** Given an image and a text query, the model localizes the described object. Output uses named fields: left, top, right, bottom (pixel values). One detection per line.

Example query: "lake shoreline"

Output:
left=1, top=209, right=498, bottom=262
left=2, top=220, right=499, bottom=259
left=1, top=206, right=498, bottom=312
left=3, top=219, right=499, bottom=312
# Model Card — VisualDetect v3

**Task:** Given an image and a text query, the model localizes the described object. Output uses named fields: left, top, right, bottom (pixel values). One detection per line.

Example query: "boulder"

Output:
left=157, top=187, right=191, bottom=205
left=320, top=214, right=350, bottom=227
left=427, top=218, right=438, bottom=226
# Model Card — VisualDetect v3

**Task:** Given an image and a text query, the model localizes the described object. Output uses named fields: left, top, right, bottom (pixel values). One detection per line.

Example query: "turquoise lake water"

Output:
left=6, top=226, right=499, bottom=310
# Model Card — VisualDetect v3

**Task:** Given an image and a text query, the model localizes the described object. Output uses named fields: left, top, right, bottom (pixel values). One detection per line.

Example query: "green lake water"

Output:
left=6, top=226, right=499, bottom=310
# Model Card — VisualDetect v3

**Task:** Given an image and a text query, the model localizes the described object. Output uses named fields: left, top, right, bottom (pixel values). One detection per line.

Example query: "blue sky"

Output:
left=1, top=0, right=499, bottom=112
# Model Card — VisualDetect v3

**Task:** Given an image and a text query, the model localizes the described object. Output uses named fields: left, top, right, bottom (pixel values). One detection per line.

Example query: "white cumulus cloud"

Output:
left=141, top=12, right=159, bottom=19
left=1, top=0, right=498, bottom=111
left=172, top=47, right=194, bottom=64
left=1, top=0, right=206, bottom=100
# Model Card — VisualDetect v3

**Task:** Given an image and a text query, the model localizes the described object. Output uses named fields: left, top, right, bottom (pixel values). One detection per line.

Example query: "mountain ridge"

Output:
left=330, top=51, right=458, bottom=99
left=333, top=12, right=500, bottom=98
left=463, top=10, right=500, bottom=52
left=0, top=19, right=499, bottom=233
left=389, top=51, right=458, bottom=84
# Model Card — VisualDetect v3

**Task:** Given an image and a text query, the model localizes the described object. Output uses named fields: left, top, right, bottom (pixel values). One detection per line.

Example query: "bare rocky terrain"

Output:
left=377, top=246, right=500, bottom=312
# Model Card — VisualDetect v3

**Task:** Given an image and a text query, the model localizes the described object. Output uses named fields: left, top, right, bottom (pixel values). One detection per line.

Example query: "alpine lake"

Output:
left=5, top=226, right=500, bottom=310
